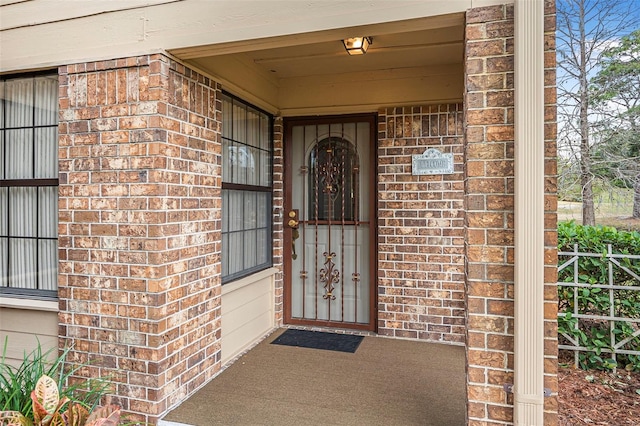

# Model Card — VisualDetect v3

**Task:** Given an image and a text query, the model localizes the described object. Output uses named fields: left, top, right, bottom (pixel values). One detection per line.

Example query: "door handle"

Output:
left=291, top=228, right=299, bottom=260
left=288, top=210, right=299, bottom=260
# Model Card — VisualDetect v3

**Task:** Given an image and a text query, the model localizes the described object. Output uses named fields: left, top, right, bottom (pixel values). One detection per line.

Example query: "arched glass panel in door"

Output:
left=308, top=137, right=358, bottom=222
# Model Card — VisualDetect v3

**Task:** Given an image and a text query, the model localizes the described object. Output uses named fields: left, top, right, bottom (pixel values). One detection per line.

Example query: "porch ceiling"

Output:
left=170, top=13, right=465, bottom=115
left=219, top=26, right=463, bottom=78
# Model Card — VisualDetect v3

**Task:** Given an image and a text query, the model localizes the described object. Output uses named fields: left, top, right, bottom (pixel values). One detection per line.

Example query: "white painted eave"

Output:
left=0, top=0, right=512, bottom=73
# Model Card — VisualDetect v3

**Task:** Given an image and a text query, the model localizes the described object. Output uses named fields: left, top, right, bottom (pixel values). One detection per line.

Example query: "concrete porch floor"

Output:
left=160, top=328, right=466, bottom=426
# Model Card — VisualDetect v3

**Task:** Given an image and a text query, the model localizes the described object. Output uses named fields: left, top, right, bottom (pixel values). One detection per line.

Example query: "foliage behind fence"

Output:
left=557, top=221, right=640, bottom=371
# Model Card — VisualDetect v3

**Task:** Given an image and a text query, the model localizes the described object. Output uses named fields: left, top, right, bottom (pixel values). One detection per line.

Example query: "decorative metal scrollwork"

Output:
left=318, top=153, right=342, bottom=199
left=319, top=251, right=339, bottom=300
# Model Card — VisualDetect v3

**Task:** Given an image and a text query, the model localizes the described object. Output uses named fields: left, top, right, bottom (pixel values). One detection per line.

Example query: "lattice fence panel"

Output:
left=558, top=244, right=640, bottom=369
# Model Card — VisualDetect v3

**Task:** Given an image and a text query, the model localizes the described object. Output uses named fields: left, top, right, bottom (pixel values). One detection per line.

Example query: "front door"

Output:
left=283, top=115, right=376, bottom=330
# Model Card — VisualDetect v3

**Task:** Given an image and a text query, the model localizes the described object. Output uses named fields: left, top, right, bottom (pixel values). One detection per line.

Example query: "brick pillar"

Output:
left=377, top=105, right=466, bottom=343
left=464, top=3, right=558, bottom=425
left=543, top=1, right=560, bottom=421
left=273, top=117, right=284, bottom=325
left=58, top=54, right=222, bottom=423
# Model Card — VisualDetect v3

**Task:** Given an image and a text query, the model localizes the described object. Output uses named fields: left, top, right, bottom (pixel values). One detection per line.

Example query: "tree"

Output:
left=590, top=30, right=640, bottom=218
left=556, top=0, right=640, bottom=225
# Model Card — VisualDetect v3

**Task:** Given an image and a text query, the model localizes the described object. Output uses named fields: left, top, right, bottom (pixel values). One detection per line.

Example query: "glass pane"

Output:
left=0, top=188, right=6, bottom=235
left=230, top=144, right=250, bottom=185
left=222, top=190, right=229, bottom=233
left=221, top=95, right=271, bottom=188
left=244, top=192, right=257, bottom=229
left=5, top=78, right=33, bottom=128
left=0, top=238, right=6, bottom=287
left=0, top=80, right=4, bottom=128
left=260, top=114, right=269, bottom=150
left=222, top=138, right=232, bottom=182
left=0, top=132, right=4, bottom=178
left=34, top=75, right=58, bottom=126
left=244, top=230, right=257, bottom=268
left=229, top=232, right=243, bottom=275
left=9, top=187, right=37, bottom=237
left=256, top=192, right=268, bottom=228
left=256, top=229, right=268, bottom=265
left=233, top=102, right=246, bottom=144
left=246, top=147, right=258, bottom=185
left=6, top=129, right=33, bottom=179
left=246, top=108, right=259, bottom=148
left=222, top=96, right=233, bottom=139
left=9, top=238, right=36, bottom=289
left=35, top=127, right=58, bottom=178
left=38, top=186, right=58, bottom=238
left=228, top=191, right=243, bottom=232
left=221, top=233, right=229, bottom=277
left=39, top=239, right=58, bottom=291
left=260, top=150, right=271, bottom=186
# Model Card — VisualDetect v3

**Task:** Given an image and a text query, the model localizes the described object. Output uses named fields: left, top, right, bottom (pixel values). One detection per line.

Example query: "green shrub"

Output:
left=0, top=339, right=113, bottom=421
left=558, top=221, right=640, bottom=371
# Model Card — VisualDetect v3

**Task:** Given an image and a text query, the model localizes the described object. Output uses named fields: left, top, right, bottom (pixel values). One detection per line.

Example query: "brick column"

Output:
left=543, top=2, right=560, bottom=422
left=464, top=3, right=558, bottom=424
left=377, top=105, right=466, bottom=343
left=273, top=117, right=284, bottom=325
left=59, top=54, right=222, bottom=423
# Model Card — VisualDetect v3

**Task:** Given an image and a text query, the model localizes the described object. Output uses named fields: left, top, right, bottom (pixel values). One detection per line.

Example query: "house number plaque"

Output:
left=412, top=148, right=454, bottom=175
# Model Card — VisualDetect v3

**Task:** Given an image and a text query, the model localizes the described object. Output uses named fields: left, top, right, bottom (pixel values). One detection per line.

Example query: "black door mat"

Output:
left=271, top=329, right=364, bottom=353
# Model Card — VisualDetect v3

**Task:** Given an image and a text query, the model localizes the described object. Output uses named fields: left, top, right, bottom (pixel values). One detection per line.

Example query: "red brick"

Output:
left=59, top=54, right=224, bottom=424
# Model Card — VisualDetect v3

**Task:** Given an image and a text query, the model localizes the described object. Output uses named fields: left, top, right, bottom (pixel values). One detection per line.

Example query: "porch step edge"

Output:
left=157, top=420, right=194, bottom=426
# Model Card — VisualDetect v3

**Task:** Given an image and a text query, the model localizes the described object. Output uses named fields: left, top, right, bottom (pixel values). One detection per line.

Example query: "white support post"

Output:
left=514, top=0, right=545, bottom=424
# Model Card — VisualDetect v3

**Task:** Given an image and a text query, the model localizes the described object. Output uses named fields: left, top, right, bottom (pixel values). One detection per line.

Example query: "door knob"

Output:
left=287, top=210, right=299, bottom=229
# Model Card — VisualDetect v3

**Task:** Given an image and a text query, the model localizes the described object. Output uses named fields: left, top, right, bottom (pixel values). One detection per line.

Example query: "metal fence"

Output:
left=557, top=244, right=640, bottom=368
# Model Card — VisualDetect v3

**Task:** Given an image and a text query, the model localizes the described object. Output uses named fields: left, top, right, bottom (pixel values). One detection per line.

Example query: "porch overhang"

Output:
left=169, top=14, right=467, bottom=116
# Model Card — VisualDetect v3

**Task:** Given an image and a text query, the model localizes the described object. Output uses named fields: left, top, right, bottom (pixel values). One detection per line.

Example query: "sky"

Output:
left=555, top=0, right=640, bottom=159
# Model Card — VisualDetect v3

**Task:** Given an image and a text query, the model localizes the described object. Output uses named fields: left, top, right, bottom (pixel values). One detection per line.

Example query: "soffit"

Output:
left=172, top=14, right=464, bottom=78
left=171, top=13, right=465, bottom=114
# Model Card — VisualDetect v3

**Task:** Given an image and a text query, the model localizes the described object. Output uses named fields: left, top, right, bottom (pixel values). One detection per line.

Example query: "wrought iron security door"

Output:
left=284, top=116, right=376, bottom=330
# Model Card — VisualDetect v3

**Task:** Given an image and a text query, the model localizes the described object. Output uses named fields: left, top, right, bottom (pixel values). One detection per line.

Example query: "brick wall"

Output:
left=464, top=2, right=558, bottom=424
left=58, top=54, right=222, bottom=423
left=377, top=105, right=466, bottom=343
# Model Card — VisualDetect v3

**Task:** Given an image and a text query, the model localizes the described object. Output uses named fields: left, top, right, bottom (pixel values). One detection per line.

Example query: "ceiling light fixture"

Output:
left=342, top=37, right=372, bottom=55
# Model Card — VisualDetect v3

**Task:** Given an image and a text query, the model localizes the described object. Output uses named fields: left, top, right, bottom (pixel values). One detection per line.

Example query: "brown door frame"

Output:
left=282, top=113, right=378, bottom=331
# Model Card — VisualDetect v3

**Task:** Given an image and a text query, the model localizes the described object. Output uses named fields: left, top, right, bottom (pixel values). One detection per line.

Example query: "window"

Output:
left=221, top=93, right=273, bottom=283
left=0, top=73, right=58, bottom=299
